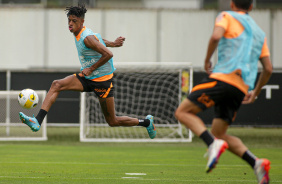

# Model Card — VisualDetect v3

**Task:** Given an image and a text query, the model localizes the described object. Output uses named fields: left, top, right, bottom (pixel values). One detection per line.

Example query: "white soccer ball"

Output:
left=18, top=89, right=39, bottom=109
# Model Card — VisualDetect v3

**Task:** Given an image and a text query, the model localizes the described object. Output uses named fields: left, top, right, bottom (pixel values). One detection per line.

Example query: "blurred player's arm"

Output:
left=82, top=35, right=113, bottom=76
left=204, top=26, right=225, bottom=74
left=103, top=36, right=125, bottom=47
left=242, top=56, right=272, bottom=104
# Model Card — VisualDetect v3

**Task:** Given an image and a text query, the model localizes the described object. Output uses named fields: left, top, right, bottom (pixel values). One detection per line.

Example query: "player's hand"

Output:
left=81, top=68, right=93, bottom=76
left=242, top=91, right=256, bottom=104
left=204, top=60, right=212, bottom=75
left=114, top=36, right=125, bottom=47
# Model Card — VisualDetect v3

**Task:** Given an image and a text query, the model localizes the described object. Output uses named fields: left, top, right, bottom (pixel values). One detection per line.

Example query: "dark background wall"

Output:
left=0, top=72, right=6, bottom=91
left=2, top=70, right=282, bottom=127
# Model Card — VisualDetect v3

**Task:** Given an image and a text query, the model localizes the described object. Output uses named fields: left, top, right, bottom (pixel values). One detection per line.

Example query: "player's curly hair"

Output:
left=65, top=3, right=87, bottom=19
left=232, top=0, right=253, bottom=10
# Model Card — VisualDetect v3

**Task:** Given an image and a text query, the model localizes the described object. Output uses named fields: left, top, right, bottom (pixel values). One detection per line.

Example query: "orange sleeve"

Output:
left=215, top=12, right=245, bottom=39
left=215, top=12, right=229, bottom=30
left=260, top=37, right=270, bottom=58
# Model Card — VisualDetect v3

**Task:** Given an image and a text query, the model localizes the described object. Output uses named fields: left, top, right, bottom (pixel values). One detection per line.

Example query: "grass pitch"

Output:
left=0, top=127, right=281, bottom=184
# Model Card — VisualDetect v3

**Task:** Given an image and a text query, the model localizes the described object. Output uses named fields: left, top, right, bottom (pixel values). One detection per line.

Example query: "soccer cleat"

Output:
left=254, top=158, right=271, bottom=184
left=19, top=112, right=41, bottom=132
left=145, top=115, right=156, bottom=139
left=205, top=139, right=228, bottom=173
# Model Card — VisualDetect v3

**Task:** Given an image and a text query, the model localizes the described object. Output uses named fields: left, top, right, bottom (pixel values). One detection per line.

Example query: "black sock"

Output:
left=200, top=130, right=214, bottom=147
left=242, top=150, right=257, bottom=168
left=137, top=119, right=150, bottom=127
left=36, top=109, right=47, bottom=125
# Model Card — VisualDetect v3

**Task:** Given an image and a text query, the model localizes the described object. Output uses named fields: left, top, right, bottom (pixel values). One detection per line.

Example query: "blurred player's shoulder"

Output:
left=216, top=11, right=230, bottom=23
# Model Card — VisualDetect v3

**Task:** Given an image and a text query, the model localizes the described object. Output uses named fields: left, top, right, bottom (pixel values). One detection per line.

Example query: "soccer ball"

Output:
left=18, top=89, right=39, bottom=109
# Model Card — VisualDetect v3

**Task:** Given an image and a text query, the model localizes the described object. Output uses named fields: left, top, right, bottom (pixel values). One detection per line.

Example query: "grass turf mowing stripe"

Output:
left=3, top=175, right=281, bottom=183
left=1, top=161, right=282, bottom=167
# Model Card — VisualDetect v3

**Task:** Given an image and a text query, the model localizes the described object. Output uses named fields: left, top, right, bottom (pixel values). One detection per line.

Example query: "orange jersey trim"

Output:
left=209, top=70, right=249, bottom=95
left=92, top=73, right=113, bottom=82
left=75, top=26, right=86, bottom=41
left=93, top=35, right=99, bottom=41
left=191, top=81, right=217, bottom=93
left=74, top=73, right=113, bottom=82
left=215, top=11, right=270, bottom=58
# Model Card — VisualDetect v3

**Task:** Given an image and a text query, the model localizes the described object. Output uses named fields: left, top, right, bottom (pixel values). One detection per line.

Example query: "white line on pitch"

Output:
left=122, top=177, right=142, bottom=179
left=125, top=173, right=146, bottom=175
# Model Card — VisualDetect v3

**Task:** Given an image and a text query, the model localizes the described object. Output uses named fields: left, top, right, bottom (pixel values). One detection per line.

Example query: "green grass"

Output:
left=0, top=127, right=281, bottom=184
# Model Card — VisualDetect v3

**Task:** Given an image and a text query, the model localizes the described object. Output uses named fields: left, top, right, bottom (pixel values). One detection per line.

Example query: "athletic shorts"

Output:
left=188, top=77, right=245, bottom=124
left=75, top=73, right=114, bottom=98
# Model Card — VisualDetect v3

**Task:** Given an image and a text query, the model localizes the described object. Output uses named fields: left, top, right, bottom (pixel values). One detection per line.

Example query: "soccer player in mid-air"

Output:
left=175, top=0, right=272, bottom=183
left=19, top=3, right=156, bottom=139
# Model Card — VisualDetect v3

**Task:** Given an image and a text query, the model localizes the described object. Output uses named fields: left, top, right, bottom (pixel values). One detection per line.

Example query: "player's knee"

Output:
left=174, top=108, right=185, bottom=121
left=174, top=109, right=181, bottom=120
left=106, top=118, right=119, bottom=127
left=108, top=122, right=119, bottom=127
left=51, top=80, right=63, bottom=91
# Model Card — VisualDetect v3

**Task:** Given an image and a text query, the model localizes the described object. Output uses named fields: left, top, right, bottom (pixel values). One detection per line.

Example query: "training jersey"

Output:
left=74, top=26, right=116, bottom=80
left=210, top=11, right=270, bottom=94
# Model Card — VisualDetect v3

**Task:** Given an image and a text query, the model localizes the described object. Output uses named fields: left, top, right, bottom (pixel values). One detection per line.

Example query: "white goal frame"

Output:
left=0, top=90, right=47, bottom=141
left=80, top=62, right=193, bottom=142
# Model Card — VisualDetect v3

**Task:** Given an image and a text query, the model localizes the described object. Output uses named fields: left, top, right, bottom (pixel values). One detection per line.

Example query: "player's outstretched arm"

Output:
left=242, top=56, right=272, bottom=104
left=103, top=36, right=125, bottom=47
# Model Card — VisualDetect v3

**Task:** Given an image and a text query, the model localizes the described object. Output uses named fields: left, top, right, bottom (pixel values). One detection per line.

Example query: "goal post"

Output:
left=0, top=90, right=47, bottom=141
left=80, top=62, right=193, bottom=142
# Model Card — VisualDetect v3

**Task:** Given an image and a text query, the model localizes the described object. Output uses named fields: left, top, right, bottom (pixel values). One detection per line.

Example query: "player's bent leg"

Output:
left=211, top=119, right=270, bottom=183
left=41, top=75, right=84, bottom=112
left=176, top=101, right=231, bottom=173
left=175, top=98, right=206, bottom=136
left=20, top=75, right=84, bottom=132
left=99, top=97, right=157, bottom=139
left=99, top=97, right=139, bottom=127
left=175, top=99, right=228, bottom=172
left=19, top=112, right=40, bottom=132
left=211, top=118, right=248, bottom=157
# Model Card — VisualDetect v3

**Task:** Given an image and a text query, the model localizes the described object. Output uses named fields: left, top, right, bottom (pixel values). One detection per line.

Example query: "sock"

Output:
left=242, top=150, right=257, bottom=168
left=200, top=130, right=214, bottom=147
left=137, top=119, right=150, bottom=127
left=35, top=109, right=48, bottom=125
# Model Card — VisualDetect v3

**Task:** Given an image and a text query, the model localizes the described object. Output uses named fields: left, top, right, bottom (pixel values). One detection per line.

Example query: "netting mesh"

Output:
left=80, top=65, right=192, bottom=142
left=0, top=91, right=47, bottom=140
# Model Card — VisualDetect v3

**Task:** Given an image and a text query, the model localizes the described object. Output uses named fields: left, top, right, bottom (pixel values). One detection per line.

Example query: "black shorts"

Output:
left=75, top=73, right=114, bottom=98
left=188, top=77, right=245, bottom=124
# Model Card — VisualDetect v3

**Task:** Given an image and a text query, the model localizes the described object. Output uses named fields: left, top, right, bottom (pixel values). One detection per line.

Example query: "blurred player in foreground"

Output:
left=19, top=3, right=156, bottom=139
left=175, top=0, right=272, bottom=183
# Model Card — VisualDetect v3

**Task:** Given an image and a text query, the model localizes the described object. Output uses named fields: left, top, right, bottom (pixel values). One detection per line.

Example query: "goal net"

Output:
left=80, top=62, right=193, bottom=142
left=0, top=90, right=47, bottom=141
